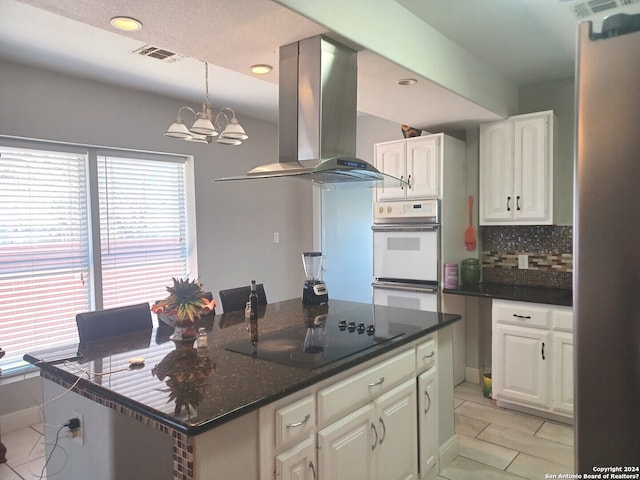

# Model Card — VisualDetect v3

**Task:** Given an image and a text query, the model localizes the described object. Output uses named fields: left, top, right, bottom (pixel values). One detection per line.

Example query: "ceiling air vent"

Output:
left=133, top=45, right=184, bottom=63
left=560, top=0, right=640, bottom=19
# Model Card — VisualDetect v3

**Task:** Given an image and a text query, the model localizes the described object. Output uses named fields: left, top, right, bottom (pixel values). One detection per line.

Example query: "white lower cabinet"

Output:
left=493, top=323, right=551, bottom=408
left=418, top=366, right=438, bottom=480
left=317, top=379, right=418, bottom=480
left=261, top=335, right=440, bottom=480
left=551, top=330, right=574, bottom=416
left=317, top=403, right=376, bottom=480
left=276, top=435, right=317, bottom=480
left=373, top=379, right=418, bottom=480
left=492, top=300, right=573, bottom=419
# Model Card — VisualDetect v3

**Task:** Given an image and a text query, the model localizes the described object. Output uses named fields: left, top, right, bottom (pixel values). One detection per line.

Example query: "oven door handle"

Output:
left=372, top=283, right=438, bottom=294
left=371, top=225, right=439, bottom=232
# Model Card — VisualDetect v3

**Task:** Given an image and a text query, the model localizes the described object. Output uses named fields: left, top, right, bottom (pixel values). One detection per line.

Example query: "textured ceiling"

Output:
left=2, top=0, right=638, bottom=131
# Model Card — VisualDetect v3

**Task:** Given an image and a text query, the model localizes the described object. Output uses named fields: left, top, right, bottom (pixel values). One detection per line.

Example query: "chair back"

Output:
left=76, top=302, right=153, bottom=343
left=219, top=284, right=267, bottom=313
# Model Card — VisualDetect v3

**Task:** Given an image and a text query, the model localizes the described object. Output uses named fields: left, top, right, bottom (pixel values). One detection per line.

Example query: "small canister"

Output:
left=197, top=327, right=208, bottom=348
left=460, top=258, right=481, bottom=286
left=444, top=263, right=458, bottom=289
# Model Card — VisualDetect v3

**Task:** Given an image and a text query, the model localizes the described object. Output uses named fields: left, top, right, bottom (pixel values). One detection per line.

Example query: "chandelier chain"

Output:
left=204, top=62, right=211, bottom=108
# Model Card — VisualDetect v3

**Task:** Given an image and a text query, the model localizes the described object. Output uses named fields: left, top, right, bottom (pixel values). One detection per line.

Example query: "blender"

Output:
left=302, top=252, right=328, bottom=305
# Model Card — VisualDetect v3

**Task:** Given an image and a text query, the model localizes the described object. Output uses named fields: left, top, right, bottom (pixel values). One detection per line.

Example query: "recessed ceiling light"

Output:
left=250, top=64, right=273, bottom=75
left=397, top=78, right=418, bottom=86
left=110, top=16, right=143, bottom=32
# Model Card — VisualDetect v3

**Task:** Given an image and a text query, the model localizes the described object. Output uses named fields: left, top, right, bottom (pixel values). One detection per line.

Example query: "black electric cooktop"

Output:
left=226, top=313, right=403, bottom=371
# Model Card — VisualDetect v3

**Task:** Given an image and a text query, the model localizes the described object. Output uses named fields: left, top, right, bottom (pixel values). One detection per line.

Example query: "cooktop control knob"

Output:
left=338, top=320, right=347, bottom=330
left=357, top=323, right=366, bottom=333
left=347, top=321, right=356, bottom=332
left=366, top=324, right=375, bottom=335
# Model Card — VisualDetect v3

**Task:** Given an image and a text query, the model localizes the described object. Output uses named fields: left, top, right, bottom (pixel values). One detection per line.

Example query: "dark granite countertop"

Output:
left=443, top=283, right=573, bottom=306
left=24, top=299, right=461, bottom=436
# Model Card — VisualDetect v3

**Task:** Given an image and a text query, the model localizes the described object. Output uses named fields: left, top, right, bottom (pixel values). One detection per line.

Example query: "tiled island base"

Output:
left=41, top=372, right=259, bottom=480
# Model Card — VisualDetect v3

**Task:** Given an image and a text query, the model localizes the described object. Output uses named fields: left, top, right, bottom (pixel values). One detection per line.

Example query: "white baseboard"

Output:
left=465, top=367, right=480, bottom=384
left=439, top=433, right=459, bottom=469
left=0, top=406, right=41, bottom=434
left=495, top=400, right=574, bottom=426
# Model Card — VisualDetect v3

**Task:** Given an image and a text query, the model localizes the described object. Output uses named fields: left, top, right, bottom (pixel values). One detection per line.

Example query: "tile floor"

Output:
left=0, top=382, right=574, bottom=479
left=0, top=423, right=46, bottom=480
left=439, top=382, right=575, bottom=480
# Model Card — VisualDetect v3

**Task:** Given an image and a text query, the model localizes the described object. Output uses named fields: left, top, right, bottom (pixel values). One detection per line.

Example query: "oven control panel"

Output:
left=373, top=199, right=439, bottom=224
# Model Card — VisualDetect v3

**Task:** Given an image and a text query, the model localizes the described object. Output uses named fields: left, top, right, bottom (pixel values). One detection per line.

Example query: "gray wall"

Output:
left=0, top=59, right=313, bottom=415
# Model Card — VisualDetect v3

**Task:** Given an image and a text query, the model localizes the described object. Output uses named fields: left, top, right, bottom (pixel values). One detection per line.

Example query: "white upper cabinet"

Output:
left=374, top=135, right=440, bottom=201
left=480, top=111, right=554, bottom=225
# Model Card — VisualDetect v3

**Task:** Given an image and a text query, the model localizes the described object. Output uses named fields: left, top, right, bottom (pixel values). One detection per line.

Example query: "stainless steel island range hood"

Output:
left=214, top=36, right=407, bottom=188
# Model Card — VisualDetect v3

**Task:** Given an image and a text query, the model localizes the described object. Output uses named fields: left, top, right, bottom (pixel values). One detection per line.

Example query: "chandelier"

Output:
left=165, top=62, right=247, bottom=145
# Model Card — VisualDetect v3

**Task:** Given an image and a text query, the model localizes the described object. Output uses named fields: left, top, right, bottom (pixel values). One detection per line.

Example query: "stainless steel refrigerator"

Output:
left=575, top=13, right=640, bottom=472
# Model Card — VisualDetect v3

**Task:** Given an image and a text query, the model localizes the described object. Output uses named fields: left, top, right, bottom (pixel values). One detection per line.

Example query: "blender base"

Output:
left=302, top=281, right=328, bottom=305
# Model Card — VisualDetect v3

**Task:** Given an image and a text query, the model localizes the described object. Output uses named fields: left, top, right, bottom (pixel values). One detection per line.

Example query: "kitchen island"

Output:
left=25, top=299, right=461, bottom=480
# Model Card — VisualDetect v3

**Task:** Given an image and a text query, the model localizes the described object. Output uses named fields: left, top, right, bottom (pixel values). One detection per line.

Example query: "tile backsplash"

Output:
left=481, top=225, right=573, bottom=289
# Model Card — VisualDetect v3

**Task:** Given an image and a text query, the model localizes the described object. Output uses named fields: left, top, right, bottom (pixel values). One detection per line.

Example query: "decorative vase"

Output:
left=401, top=124, right=422, bottom=138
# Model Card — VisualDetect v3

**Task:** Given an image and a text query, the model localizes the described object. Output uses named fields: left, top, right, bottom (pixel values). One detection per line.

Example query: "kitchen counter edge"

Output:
left=443, top=283, right=572, bottom=307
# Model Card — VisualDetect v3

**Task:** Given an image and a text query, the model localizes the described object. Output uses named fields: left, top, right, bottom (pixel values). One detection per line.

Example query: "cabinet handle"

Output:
left=379, top=418, right=386, bottom=445
left=400, top=175, right=404, bottom=190
left=286, top=414, right=310, bottom=429
left=423, top=351, right=435, bottom=360
left=407, top=174, right=412, bottom=189
left=506, top=196, right=511, bottom=211
left=424, top=388, right=432, bottom=415
left=368, top=376, right=385, bottom=387
left=309, top=461, right=317, bottom=480
left=516, top=195, right=521, bottom=211
left=541, top=342, right=545, bottom=360
left=513, top=314, right=532, bottom=319
left=371, top=422, right=379, bottom=451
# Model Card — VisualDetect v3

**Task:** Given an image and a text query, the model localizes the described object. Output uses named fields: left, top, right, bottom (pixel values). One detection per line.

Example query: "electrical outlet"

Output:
left=71, top=412, right=83, bottom=445
left=518, top=254, right=529, bottom=269
left=273, top=232, right=279, bottom=244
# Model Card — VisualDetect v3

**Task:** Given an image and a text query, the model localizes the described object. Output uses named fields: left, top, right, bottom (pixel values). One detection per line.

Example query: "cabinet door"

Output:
left=493, top=324, right=550, bottom=408
left=514, top=115, right=550, bottom=222
left=276, top=436, right=317, bottom=480
left=375, top=141, right=406, bottom=201
left=418, top=367, right=439, bottom=480
left=551, top=331, right=574, bottom=416
left=318, top=404, right=375, bottom=480
left=479, top=120, right=514, bottom=223
left=374, top=379, right=418, bottom=480
left=406, top=136, right=440, bottom=198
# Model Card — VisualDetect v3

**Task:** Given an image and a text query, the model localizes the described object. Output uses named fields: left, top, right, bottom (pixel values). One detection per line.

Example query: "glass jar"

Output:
left=197, top=327, right=208, bottom=348
left=460, top=258, right=481, bottom=286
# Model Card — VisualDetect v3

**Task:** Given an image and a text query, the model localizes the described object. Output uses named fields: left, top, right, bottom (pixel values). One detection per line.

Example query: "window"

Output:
left=0, top=142, right=193, bottom=374
left=97, top=154, right=190, bottom=309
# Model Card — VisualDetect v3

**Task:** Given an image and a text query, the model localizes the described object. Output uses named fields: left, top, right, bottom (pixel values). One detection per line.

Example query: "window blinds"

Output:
left=97, top=155, right=189, bottom=309
left=0, top=144, right=191, bottom=375
left=0, top=147, right=90, bottom=370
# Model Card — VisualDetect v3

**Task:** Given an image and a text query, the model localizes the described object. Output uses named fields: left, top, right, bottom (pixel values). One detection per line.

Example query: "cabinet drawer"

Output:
left=317, top=349, right=415, bottom=424
left=275, top=395, right=315, bottom=448
left=552, top=307, right=573, bottom=332
left=416, top=335, right=437, bottom=372
left=493, top=300, right=551, bottom=329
